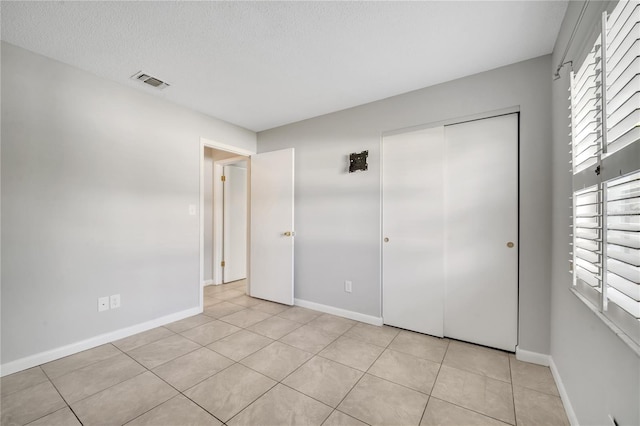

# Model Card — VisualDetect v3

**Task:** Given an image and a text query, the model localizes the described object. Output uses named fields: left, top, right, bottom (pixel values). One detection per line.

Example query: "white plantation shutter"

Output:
left=570, top=0, right=640, bottom=346
left=605, top=1, right=639, bottom=155
left=570, top=34, right=604, bottom=306
left=571, top=38, right=602, bottom=174
left=605, top=172, right=640, bottom=343
left=573, top=185, right=603, bottom=306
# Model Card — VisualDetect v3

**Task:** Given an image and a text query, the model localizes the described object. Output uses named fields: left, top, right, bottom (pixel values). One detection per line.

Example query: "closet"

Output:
left=382, top=113, right=518, bottom=351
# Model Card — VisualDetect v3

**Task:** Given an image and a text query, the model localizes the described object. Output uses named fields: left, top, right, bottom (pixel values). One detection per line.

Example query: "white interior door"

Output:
left=444, top=114, right=518, bottom=351
left=223, top=163, right=247, bottom=283
left=250, top=148, right=295, bottom=305
left=383, top=126, right=445, bottom=337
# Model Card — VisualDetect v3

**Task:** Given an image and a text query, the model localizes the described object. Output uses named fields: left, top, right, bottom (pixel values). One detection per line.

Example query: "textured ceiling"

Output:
left=1, top=1, right=568, bottom=132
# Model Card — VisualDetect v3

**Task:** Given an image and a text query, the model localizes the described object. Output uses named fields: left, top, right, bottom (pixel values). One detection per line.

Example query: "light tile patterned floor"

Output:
left=1, top=280, right=570, bottom=426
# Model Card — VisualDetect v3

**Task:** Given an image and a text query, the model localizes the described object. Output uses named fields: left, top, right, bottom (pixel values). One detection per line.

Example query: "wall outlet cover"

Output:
left=98, top=296, right=109, bottom=312
left=110, top=294, right=121, bottom=309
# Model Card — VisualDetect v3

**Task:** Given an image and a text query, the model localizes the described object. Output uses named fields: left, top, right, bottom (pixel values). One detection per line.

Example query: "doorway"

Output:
left=203, top=147, right=249, bottom=287
left=199, top=138, right=296, bottom=310
left=217, top=158, right=248, bottom=284
left=382, top=113, right=519, bottom=351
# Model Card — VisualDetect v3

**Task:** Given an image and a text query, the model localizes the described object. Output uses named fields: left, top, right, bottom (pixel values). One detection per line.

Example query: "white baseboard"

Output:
left=549, top=357, right=579, bottom=426
left=202, top=279, right=215, bottom=287
left=0, top=306, right=201, bottom=377
left=515, top=349, right=578, bottom=425
left=294, top=298, right=383, bottom=326
left=515, top=346, right=551, bottom=366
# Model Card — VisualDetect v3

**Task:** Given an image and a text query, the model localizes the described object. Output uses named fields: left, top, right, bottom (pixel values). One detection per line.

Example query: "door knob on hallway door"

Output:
left=384, top=237, right=389, bottom=242
left=507, top=242, right=514, bottom=248
left=283, top=231, right=295, bottom=237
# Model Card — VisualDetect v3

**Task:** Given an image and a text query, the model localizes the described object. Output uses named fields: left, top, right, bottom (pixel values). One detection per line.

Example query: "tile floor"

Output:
left=1, top=280, right=570, bottom=426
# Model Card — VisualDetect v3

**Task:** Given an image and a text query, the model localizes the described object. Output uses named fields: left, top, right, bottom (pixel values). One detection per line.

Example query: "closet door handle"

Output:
left=384, top=237, right=389, bottom=243
left=507, top=242, right=515, bottom=248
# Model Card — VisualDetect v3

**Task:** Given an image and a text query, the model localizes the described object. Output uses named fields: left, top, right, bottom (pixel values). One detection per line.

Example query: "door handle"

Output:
left=507, top=242, right=515, bottom=248
left=384, top=237, right=389, bottom=243
left=283, top=231, right=295, bottom=237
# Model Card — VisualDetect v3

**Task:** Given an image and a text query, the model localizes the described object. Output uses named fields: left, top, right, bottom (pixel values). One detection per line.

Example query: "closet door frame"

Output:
left=380, top=107, right=520, bottom=350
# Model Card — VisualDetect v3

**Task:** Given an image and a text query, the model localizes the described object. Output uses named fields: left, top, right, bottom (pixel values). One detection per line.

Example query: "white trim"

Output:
left=213, top=156, right=249, bottom=285
left=200, top=137, right=255, bottom=157
left=515, top=346, right=551, bottom=366
left=0, top=307, right=200, bottom=377
left=202, top=279, right=215, bottom=287
left=294, top=298, right=383, bottom=326
left=199, top=142, right=205, bottom=313
left=549, top=357, right=580, bottom=426
left=199, top=138, right=255, bottom=308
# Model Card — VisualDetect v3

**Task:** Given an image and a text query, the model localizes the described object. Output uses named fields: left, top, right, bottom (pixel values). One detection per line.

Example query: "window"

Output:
left=570, top=0, right=639, bottom=347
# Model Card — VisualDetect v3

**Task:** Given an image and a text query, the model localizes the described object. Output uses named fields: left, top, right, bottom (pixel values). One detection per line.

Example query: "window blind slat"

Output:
left=608, top=230, right=640, bottom=248
left=607, top=32, right=638, bottom=73
left=577, top=216, right=601, bottom=229
left=577, top=265, right=601, bottom=288
left=575, top=203, right=600, bottom=217
left=608, top=197, right=640, bottom=215
left=607, top=8, right=639, bottom=64
left=607, top=287, right=640, bottom=318
left=607, top=127, right=639, bottom=153
left=607, top=1, right=638, bottom=44
left=577, top=237, right=601, bottom=251
left=577, top=247, right=601, bottom=264
left=576, top=227, right=600, bottom=239
left=606, top=47, right=638, bottom=94
left=608, top=272, right=640, bottom=301
left=608, top=177, right=640, bottom=201
left=608, top=90, right=639, bottom=127
left=608, top=243, right=640, bottom=265
left=608, top=258, right=640, bottom=283
left=607, top=215, right=639, bottom=231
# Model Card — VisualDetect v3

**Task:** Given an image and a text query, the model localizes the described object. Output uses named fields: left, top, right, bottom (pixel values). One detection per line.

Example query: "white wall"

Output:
left=0, top=42, right=256, bottom=367
left=550, top=2, right=640, bottom=425
left=258, top=55, right=553, bottom=355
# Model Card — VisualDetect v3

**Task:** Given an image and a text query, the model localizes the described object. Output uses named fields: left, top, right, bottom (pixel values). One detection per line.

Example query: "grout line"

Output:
left=427, top=396, right=514, bottom=426
left=150, top=370, right=228, bottom=425
left=510, top=356, right=518, bottom=426
left=319, top=323, right=399, bottom=423
left=40, top=343, right=123, bottom=382
left=428, top=341, right=518, bottom=426
left=418, top=337, right=450, bottom=425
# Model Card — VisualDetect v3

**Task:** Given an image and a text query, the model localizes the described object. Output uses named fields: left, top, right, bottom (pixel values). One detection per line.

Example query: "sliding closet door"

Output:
left=382, top=126, right=445, bottom=337
left=444, top=114, right=518, bottom=351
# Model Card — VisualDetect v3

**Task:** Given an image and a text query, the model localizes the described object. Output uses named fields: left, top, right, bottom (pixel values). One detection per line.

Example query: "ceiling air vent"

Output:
left=131, top=71, right=170, bottom=90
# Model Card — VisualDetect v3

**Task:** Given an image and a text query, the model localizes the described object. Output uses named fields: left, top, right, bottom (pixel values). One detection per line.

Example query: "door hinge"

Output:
left=221, top=260, right=225, bottom=267
left=221, top=175, right=226, bottom=182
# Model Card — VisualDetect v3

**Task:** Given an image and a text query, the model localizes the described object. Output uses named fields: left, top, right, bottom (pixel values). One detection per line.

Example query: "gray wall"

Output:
left=550, top=2, right=640, bottom=425
left=1, top=42, right=256, bottom=364
left=258, top=55, right=553, bottom=355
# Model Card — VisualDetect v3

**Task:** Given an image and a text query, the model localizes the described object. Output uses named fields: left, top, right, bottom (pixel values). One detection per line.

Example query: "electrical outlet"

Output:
left=345, top=280, right=352, bottom=293
left=98, top=297, right=109, bottom=312
left=110, top=294, right=121, bottom=309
